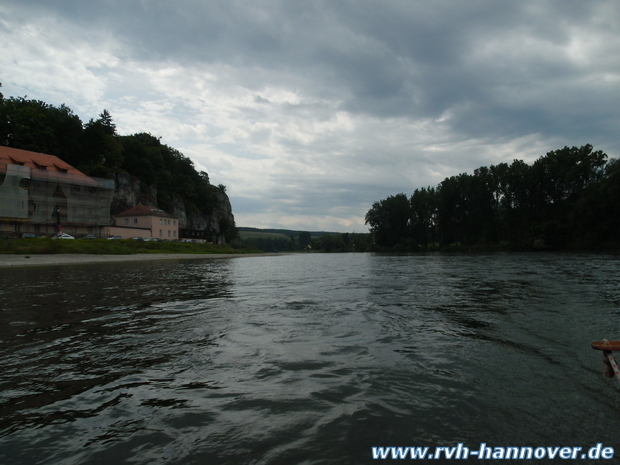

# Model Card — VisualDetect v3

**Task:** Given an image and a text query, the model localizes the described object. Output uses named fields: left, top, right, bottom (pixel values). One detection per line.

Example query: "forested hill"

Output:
left=238, top=227, right=371, bottom=253
left=238, top=227, right=331, bottom=238
left=0, top=94, right=237, bottom=242
left=365, top=145, right=620, bottom=251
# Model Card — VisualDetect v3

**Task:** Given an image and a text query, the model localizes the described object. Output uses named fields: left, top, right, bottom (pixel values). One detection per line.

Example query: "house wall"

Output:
left=108, top=226, right=152, bottom=239
left=116, top=215, right=152, bottom=229
left=151, top=216, right=178, bottom=239
left=0, top=164, right=30, bottom=219
left=0, top=163, right=114, bottom=238
left=1, top=220, right=107, bottom=238
left=113, top=215, right=179, bottom=239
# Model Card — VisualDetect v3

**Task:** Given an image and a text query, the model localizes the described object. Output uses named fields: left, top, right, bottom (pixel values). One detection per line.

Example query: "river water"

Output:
left=1, top=252, right=619, bottom=464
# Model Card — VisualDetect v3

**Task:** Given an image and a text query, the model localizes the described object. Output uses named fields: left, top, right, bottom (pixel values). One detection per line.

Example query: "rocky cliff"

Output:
left=110, top=173, right=236, bottom=243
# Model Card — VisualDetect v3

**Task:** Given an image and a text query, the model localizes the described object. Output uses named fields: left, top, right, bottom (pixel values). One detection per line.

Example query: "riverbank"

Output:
left=0, top=252, right=280, bottom=268
left=0, top=236, right=263, bottom=257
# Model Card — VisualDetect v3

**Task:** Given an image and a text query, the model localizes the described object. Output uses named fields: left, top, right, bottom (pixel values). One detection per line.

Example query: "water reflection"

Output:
left=0, top=259, right=234, bottom=440
left=0, top=259, right=234, bottom=342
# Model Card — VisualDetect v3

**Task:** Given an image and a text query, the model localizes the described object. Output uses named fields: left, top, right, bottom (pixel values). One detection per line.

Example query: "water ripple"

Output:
left=1, top=253, right=620, bottom=464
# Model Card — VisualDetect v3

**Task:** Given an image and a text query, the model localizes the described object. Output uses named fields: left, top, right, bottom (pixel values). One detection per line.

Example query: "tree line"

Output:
left=365, top=145, right=620, bottom=250
left=238, top=231, right=371, bottom=253
left=0, top=94, right=237, bottom=242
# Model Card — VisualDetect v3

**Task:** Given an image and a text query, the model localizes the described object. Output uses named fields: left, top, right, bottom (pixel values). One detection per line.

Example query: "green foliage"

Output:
left=218, top=216, right=239, bottom=243
left=239, top=230, right=290, bottom=240
left=0, top=97, right=84, bottom=164
left=118, top=132, right=218, bottom=215
left=366, top=145, right=617, bottom=251
left=239, top=229, right=370, bottom=253
left=0, top=96, right=226, bottom=223
left=365, top=193, right=411, bottom=248
left=298, top=231, right=312, bottom=249
left=82, top=117, right=124, bottom=169
left=229, top=239, right=262, bottom=253
left=310, top=232, right=370, bottom=252
left=241, top=236, right=292, bottom=253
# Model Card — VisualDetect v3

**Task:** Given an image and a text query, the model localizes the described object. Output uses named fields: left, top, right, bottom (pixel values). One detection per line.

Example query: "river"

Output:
left=1, top=252, right=619, bottom=464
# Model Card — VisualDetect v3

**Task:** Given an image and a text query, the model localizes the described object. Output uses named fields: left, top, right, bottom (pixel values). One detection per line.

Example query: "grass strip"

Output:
left=0, top=238, right=257, bottom=255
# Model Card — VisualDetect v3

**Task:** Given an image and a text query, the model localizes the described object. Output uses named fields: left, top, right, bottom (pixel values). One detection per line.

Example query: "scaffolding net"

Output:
left=0, top=164, right=115, bottom=225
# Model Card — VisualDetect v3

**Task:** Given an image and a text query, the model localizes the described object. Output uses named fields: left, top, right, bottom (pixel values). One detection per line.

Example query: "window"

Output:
left=159, top=219, right=162, bottom=225
left=124, top=218, right=129, bottom=225
left=159, top=229, right=163, bottom=237
left=133, top=218, right=138, bottom=224
left=173, top=220, right=176, bottom=226
left=173, top=231, right=176, bottom=237
left=168, top=230, right=171, bottom=237
left=14, top=223, right=21, bottom=232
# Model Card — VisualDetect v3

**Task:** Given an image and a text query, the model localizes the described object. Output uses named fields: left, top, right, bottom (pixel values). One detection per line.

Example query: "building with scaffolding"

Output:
left=0, top=146, right=115, bottom=237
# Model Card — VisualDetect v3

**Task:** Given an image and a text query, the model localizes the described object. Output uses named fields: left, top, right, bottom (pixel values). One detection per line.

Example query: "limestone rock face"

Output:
left=110, top=173, right=157, bottom=216
left=110, top=174, right=236, bottom=243
left=168, top=187, right=236, bottom=243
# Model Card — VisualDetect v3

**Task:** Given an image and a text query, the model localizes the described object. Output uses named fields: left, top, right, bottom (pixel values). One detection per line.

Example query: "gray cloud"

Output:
left=2, top=0, right=619, bottom=231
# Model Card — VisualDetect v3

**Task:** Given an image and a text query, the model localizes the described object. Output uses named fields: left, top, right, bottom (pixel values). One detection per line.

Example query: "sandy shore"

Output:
left=0, top=253, right=277, bottom=268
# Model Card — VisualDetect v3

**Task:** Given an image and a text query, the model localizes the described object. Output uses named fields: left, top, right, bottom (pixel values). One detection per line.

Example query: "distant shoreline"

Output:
left=0, top=253, right=282, bottom=268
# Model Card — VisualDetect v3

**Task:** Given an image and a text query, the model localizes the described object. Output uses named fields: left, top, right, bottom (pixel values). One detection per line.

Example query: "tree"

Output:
left=0, top=97, right=83, bottom=160
left=299, top=231, right=312, bottom=249
left=81, top=111, right=123, bottom=170
left=410, top=187, right=436, bottom=247
left=99, top=109, right=116, bottom=136
left=219, top=216, right=239, bottom=243
left=366, top=145, right=612, bottom=250
left=365, top=193, right=411, bottom=248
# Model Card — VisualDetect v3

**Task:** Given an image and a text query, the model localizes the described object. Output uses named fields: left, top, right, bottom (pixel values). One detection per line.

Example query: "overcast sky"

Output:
left=2, top=1, right=619, bottom=232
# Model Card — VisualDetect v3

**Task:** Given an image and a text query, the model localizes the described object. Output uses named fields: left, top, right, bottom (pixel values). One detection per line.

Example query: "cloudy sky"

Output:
left=1, top=1, right=619, bottom=232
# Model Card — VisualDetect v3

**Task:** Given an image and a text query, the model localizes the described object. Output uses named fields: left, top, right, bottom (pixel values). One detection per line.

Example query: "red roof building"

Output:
left=111, top=205, right=179, bottom=239
left=0, top=146, right=87, bottom=177
left=0, top=146, right=115, bottom=237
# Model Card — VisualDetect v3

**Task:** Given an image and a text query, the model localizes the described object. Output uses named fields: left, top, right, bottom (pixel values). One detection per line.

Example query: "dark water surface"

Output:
left=1, top=253, right=619, bottom=464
